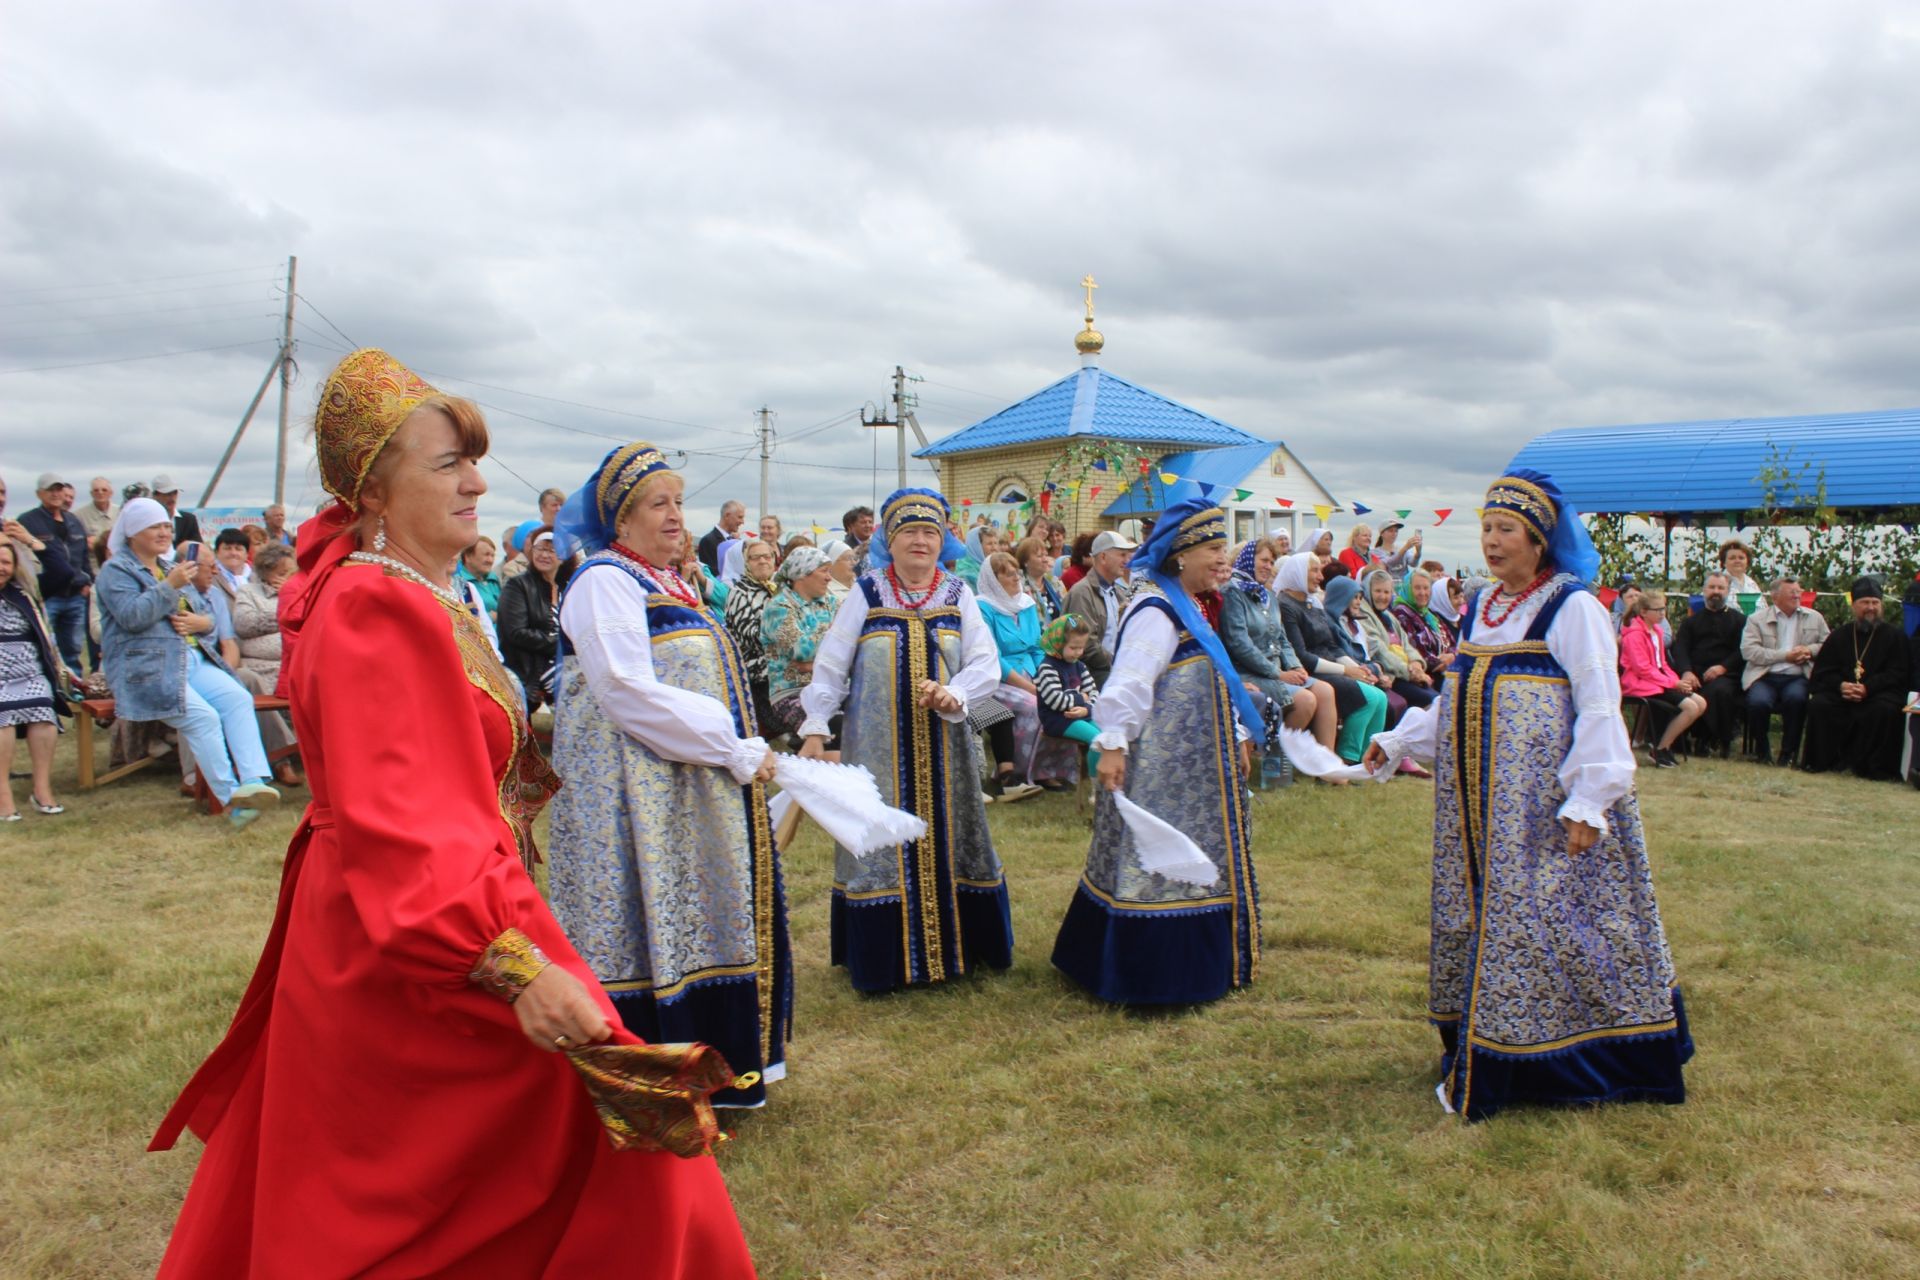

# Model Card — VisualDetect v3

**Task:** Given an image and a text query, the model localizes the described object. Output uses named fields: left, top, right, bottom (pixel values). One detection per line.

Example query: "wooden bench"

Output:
left=76, top=697, right=299, bottom=814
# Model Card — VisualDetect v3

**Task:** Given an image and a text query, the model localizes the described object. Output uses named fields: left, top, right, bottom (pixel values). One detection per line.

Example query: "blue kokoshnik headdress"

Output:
left=555, top=441, right=675, bottom=555
left=1483, top=465, right=1600, bottom=587
left=1129, top=496, right=1265, bottom=737
left=867, top=486, right=968, bottom=570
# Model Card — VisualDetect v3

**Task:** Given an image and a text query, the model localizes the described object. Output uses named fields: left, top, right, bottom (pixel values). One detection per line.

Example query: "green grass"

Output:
left=2, top=733, right=1917, bottom=1278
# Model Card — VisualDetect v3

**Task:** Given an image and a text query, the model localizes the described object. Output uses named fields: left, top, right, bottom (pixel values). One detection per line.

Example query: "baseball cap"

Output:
left=1091, top=530, right=1138, bottom=555
left=150, top=474, right=179, bottom=494
left=35, top=472, right=69, bottom=490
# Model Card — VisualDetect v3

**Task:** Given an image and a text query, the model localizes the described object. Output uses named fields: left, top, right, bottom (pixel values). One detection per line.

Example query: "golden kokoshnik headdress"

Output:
left=1482, top=475, right=1559, bottom=548
left=1479, top=465, right=1600, bottom=586
left=314, top=348, right=439, bottom=509
left=869, top=487, right=967, bottom=569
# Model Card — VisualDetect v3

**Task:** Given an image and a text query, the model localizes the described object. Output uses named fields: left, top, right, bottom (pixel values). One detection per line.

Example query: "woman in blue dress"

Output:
left=797, top=488, right=1014, bottom=993
left=1051, top=497, right=1262, bottom=1005
left=546, top=442, right=790, bottom=1109
left=1365, top=468, right=1692, bottom=1121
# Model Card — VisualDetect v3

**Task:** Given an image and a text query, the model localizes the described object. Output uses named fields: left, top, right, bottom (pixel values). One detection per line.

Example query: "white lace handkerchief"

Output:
left=769, top=755, right=927, bottom=856
left=1112, top=792, right=1219, bottom=888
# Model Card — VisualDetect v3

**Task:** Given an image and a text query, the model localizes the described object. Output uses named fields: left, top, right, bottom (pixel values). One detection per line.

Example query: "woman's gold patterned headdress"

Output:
left=1482, top=475, right=1558, bottom=547
left=315, top=349, right=438, bottom=508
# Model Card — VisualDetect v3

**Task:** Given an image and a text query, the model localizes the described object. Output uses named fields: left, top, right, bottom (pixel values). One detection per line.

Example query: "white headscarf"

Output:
left=1273, top=549, right=1315, bottom=597
left=1430, top=575, right=1462, bottom=624
left=820, top=538, right=853, bottom=565
left=973, top=554, right=1034, bottom=617
left=108, top=497, right=171, bottom=557
left=718, top=538, right=746, bottom=583
left=1306, top=528, right=1335, bottom=557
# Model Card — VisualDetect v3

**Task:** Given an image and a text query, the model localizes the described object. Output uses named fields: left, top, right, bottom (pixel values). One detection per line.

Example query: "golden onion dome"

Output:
left=1075, top=324, right=1105, bottom=355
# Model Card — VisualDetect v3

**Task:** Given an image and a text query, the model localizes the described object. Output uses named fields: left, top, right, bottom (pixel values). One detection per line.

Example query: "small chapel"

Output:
left=917, top=277, right=1342, bottom=546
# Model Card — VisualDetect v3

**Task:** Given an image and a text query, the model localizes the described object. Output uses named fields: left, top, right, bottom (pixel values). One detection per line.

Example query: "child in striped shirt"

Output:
left=1036, top=613, right=1101, bottom=766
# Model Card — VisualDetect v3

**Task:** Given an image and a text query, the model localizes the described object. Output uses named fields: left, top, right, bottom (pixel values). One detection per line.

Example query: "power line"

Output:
left=292, top=293, right=358, bottom=348
left=918, top=377, right=1017, bottom=403
left=0, top=296, right=279, bottom=328
left=0, top=263, right=282, bottom=298
left=0, top=276, right=280, bottom=312
left=0, top=338, right=276, bottom=377
left=410, top=367, right=757, bottom=438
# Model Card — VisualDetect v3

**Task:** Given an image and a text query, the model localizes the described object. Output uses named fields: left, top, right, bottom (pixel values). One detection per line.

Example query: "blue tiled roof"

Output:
left=1508, top=407, right=1920, bottom=514
left=916, top=364, right=1268, bottom=457
left=1101, top=444, right=1278, bottom=516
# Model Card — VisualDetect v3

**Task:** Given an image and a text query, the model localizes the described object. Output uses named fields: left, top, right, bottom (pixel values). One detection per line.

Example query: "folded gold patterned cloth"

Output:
left=565, top=1042, right=744, bottom=1158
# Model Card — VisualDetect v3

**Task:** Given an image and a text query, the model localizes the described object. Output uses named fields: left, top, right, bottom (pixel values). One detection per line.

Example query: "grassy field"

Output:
left=2, top=731, right=1916, bottom=1279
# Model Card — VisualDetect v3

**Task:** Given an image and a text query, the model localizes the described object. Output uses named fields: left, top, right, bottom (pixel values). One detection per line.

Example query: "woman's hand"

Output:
left=918, top=679, right=960, bottom=714
left=1279, top=668, right=1309, bottom=686
left=1006, top=671, right=1038, bottom=695
left=753, top=748, right=777, bottom=783
left=1562, top=818, right=1599, bottom=855
left=1066, top=705, right=1089, bottom=719
left=165, top=561, right=196, bottom=588
left=169, top=612, right=212, bottom=636
left=1361, top=740, right=1391, bottom=773
left=1342, top=662, right=1370, bottom=682
left=790, top=660, right=813, bottom=681
left=1097, top=748, right=1127, bottom=792
left=798, top=735, right=827, bottom=760
left=1238, top=739, right=1254, bottom=781
left=513, top=964, right=615, bottom=1053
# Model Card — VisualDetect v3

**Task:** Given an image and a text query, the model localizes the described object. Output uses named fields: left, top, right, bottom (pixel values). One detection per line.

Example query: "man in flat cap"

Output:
left=1800, top=577, right=1911, bottom=780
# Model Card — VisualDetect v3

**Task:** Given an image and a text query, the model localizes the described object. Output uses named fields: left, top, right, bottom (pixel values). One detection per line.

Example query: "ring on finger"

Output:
left=554, top=1033, right=572, bottom=1048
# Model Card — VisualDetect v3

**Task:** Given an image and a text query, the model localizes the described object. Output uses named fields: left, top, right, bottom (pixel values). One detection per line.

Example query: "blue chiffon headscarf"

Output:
left=1483, top=466, right=1601, bottom=587
left=1129, top=496, right=1266, bottom=738
left=867, top=487, right=968, bottom=571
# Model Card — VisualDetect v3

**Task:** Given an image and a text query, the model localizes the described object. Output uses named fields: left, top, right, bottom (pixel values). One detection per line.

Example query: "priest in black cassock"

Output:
left=1672, top=570, right=1748, bottom=756
left=1800, top=577, right=1911, bottom=780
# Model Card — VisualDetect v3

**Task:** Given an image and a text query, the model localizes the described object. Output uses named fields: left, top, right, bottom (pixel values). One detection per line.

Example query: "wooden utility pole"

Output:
left=274, top=256, right=298, bottom=504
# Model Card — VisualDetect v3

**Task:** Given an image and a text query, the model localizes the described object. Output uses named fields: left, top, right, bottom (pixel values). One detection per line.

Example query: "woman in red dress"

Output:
left=150, top=349, right=756, bottom=1279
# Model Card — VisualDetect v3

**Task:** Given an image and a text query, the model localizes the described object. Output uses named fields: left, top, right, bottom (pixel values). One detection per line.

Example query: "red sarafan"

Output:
left=149, top=352, right=755, bottom=1279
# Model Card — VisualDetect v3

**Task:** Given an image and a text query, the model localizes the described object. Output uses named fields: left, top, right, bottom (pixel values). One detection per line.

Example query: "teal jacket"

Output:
left=979, top=602, right=1043, bottom=680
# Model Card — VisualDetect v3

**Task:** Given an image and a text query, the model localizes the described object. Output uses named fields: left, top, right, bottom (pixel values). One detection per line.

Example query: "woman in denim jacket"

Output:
left=95, top=499, right=278, bottom=826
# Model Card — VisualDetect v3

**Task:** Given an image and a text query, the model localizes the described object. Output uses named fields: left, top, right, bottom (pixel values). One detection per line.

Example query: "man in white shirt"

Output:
left=1063, top=529, right=1138, bottom=683
left=1739, top=575, right=1830, bottom=765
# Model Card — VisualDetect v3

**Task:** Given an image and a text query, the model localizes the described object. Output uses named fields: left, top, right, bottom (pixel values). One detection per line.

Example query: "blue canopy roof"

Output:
left=916, top=363, right=1267, bottom=458
left=1102, top=443, right=1282, bottom=516
left=1509, top=407, right=1920, bottom=515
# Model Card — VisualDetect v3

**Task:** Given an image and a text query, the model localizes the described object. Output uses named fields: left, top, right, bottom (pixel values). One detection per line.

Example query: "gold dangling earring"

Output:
left=373, top=515, right=387, bottom=553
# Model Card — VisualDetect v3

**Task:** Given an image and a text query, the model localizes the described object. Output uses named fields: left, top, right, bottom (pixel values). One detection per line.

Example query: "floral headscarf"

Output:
left=1039, top=612, right=1087, bottom=657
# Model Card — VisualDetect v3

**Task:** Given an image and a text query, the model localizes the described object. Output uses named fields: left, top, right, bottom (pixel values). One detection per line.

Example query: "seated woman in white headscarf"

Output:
left=1051, top=496, right=1261, bottom=1005
left=546, top=442, right=789, bottom=1109
left=975, top=550, right=1078, bottom=792
left=818, top=538, right=857, bottom=602
left=1274, top=550, right=1388, bottom=763
left=758, top=544, right=840, bottom=745
left=797, top=487, right=1015, bottom=994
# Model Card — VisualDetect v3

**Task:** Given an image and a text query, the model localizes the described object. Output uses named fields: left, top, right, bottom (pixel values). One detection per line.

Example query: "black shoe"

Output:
left=1653, top=748, right=1680, bottom=768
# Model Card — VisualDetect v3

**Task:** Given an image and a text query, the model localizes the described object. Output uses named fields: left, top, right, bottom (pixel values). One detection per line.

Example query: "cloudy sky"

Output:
left=4, top=1, right=1916, bottom=564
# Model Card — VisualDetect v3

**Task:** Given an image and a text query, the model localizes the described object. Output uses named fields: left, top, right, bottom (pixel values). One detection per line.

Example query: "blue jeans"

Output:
left=164, top=651, right=270, bottom=805
left=44, top=594, right=86, bottom=673
left=1746, top=672, right=1809, bottom=760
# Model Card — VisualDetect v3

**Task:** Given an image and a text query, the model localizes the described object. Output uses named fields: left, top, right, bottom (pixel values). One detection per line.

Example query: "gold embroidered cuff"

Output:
left=469, top=928, right=550, bottom=1003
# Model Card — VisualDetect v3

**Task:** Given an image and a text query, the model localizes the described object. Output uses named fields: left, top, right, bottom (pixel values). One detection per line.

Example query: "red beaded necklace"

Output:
left=610, top=541, right=700, bottom=607
left=887, top=565, right=943, bottom=610
left=1480, top=568, right=1554, bottom=628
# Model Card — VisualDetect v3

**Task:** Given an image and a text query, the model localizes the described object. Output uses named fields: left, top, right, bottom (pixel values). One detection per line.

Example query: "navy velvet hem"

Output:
left=1051, top=882, right=1239, bottom=1006
left=829, top=884, right=1014, bottom=994
left=609, top=979, right=781, bottom=1108
left=1438, top=988, right=1695, bottom=1121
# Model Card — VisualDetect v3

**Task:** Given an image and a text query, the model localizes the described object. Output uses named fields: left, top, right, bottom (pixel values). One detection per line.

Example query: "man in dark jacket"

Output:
left=152, top=474, right=202, bottom=545
left=1671, top=569, right=1747, bottom=757
left=18, top=473, right=92, bottom=671
left=696, top=499, right=746, bottom=574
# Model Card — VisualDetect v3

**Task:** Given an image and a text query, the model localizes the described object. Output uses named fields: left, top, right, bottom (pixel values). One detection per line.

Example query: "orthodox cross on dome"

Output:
left=1075, top=273, right=1105, bottom=357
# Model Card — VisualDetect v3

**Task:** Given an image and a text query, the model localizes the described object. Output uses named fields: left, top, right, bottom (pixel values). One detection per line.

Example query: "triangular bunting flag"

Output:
left=1089, top=485, right=1102, bottom=499
left=1159, top=472, right=1179, bottom=485
left=1275, top=498, right=1293, bottom=509
left=1233, top=488, right=1253, bottom=501
left=960, top=498, right=972, bottom=506
left=1313, top=504, right=1332, bottom=523
left=1352, top=502, right=1372, bottom=515
left=1433, top=508, right=1453, bottom=525
left=1092, top=458, right=1108, bottom=471
left=1039, top=491, right=1052, bottom=512
left=1138, top=458, right=1152, bottom=476
left=1394, top=509, right=1412, bottom=520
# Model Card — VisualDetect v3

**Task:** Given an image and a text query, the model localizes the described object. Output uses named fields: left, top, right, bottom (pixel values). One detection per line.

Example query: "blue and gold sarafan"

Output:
left=1433, top=576, right=1691, bottom=1120
left=548, top=552, right=791, bottom=1107
left=1052, top=586, right=1260, bottom=1004
left=835, top=572, right=1013, bottom=992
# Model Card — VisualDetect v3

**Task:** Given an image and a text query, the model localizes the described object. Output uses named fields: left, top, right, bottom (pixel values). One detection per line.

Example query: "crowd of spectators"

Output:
left=8, top=461, right=1917, bottom=830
